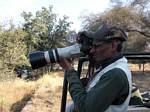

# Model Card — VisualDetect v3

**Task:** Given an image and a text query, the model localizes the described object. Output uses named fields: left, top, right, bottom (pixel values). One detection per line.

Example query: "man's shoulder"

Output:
left=102, top=68, right=128, bottom=82
left=100, top=68, right=129, bottom=95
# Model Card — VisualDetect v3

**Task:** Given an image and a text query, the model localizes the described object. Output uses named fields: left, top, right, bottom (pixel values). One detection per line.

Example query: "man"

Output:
left=59, top=23, right=132, bottom=112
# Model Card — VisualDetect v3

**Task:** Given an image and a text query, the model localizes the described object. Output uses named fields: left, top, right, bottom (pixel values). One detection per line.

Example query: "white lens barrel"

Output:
left=52, top=49, right=58, bottom=62
left=57, top=43, right=81, bottom=58
left=44, top=44, right=81, bottom=64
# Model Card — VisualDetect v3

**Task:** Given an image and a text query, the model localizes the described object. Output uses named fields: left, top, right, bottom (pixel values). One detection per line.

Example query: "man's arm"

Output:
left=66, top=68, right=129, bottom=112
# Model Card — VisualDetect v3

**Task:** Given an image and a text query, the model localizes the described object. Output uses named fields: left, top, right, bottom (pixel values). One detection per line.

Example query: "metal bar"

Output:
left=123, top=52, right=150, bottom=60
left=60, top=71, right=68, bottom=112
left=124, top=52, right=150, bottom=55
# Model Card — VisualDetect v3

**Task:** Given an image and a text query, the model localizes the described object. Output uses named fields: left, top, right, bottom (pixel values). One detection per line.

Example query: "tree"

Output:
left=0, top=23, right=28, bottom=80
left=21, top=6, right=73, bottom=72
left=21, top=6, right=72, bottom=53
left=80, top=1, right=150, bottom=52
left=0, top=5, right=73, bottom=79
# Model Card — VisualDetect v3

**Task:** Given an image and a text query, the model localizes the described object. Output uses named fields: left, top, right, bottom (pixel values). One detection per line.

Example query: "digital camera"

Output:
left=29, top=31, right=93, bottom=69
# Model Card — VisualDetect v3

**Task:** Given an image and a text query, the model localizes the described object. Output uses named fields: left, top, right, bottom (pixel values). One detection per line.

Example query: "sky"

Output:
left=0, top=0, right=110, bottom=31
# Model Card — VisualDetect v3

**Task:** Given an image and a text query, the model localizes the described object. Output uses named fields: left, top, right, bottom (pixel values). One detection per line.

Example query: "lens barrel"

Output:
left=29, top=44, right=81, bottom=69
left=29, top=51, right=47, bottom=69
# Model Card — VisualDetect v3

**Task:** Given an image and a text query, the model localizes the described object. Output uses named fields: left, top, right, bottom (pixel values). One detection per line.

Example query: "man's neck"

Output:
left=97, top=52, right=123, bottom=69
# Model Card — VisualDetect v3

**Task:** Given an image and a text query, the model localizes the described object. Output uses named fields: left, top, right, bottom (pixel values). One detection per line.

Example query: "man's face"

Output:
left=90, top=40, right=114, bottom=62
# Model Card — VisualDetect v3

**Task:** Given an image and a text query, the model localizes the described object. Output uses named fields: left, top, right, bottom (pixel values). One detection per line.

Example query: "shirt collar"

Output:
left=98, top=53, right=123, bottom=70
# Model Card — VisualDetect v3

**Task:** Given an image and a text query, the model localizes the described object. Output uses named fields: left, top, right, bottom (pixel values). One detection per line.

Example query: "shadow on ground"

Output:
left=10, top=93, right=34, bottom=112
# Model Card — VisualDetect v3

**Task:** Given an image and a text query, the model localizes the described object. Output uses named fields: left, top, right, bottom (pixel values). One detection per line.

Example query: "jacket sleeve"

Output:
left=66, top=68, right=129, bottom=112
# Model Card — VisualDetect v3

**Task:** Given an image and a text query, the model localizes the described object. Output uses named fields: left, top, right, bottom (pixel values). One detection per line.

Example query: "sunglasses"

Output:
left=92, top=41, right=112, bottom=49
left=92, top=43, right=106, bottom=49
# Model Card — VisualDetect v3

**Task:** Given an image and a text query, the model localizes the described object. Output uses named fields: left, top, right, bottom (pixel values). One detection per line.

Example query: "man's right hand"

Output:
left=59, top=56, right=73, bottom=71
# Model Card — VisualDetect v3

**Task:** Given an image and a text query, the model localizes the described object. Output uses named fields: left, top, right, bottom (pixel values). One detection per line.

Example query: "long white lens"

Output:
left=57, top=43, right=81, bottom=58
left=29, top=44, right=81, bottom=69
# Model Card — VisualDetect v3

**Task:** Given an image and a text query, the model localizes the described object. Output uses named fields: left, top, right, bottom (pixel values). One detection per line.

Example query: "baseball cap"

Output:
left=84, top=23, right=128, bottom=42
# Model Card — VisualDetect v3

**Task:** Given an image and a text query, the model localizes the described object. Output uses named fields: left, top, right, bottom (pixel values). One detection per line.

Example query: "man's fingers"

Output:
left=59, top=56, right=72, bottom=70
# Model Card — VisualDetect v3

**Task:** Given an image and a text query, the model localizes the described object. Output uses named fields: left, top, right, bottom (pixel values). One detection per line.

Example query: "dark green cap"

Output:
left=84, top=23, right=128, bottom=42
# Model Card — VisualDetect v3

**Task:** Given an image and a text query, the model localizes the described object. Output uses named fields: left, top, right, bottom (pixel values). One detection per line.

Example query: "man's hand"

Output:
left=59, top=56, right=73, bottom=70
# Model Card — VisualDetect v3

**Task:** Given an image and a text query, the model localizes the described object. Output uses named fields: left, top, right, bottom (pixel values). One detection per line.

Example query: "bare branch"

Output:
left=126, top=29, right=150, bottom=38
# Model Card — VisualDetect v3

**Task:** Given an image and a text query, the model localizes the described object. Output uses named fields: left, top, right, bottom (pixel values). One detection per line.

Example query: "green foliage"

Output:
left=0, top=6, right=72, bottom=80
left=0, top=26, right=28, bottom=80
left=21, top=6, right=71, bottom=53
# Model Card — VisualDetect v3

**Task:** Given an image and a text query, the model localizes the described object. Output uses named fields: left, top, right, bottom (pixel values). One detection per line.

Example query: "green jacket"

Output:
left=66, top=68, right=129, bottom=112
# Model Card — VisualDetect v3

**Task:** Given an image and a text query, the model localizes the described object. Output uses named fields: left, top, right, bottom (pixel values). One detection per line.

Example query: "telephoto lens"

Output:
left=29, top=44, right=81, bottom=69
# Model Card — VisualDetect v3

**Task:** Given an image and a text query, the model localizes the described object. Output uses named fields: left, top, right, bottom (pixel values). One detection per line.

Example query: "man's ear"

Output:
left=111, top=40, right=118, bottom=52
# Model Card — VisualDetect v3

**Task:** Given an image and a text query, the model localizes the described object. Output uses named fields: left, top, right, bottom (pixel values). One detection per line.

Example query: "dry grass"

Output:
left=0, top=79, right=37, bottom=112
left=21, top=72, right=64, bottom=112
left=129, top=63, right=150, bottom=71
left=0, top=71, right=64, bottom=112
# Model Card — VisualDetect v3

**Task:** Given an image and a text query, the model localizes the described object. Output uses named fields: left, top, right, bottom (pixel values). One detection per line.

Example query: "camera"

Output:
left=29, top=31, right=93, bottom=69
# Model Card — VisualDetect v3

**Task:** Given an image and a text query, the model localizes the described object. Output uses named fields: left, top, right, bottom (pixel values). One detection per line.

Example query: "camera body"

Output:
left=29, top=32, right=93, bottom=69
